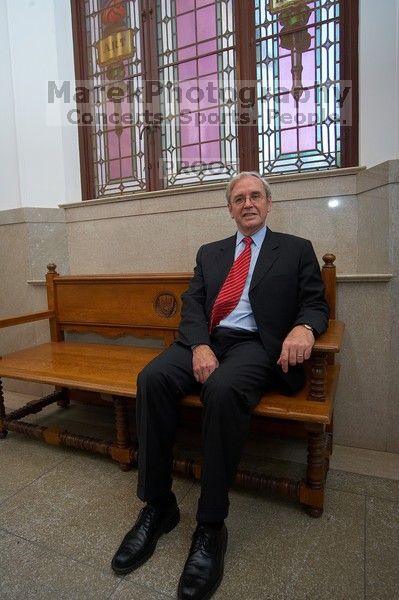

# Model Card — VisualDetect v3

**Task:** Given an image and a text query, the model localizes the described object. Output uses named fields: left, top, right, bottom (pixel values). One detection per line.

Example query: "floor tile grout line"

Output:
left=108, top=577, right=176, bottom=600
left=0, top=524, right=125, bottom=579
left=176, top=480, right=197, bottom=505
left=106, top=575, right=128, bottom=600
left=0, top=455, right=69, bottom=507
left=325, top=482, right=397, bottom=502
left=275, top=518, right=317, bottom=598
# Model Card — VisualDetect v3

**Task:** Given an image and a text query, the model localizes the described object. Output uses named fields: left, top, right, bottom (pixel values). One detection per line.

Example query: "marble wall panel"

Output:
left=65, top=195, right=359, bottom=274
left=269, top=171, right=358, bottom=202
left=387, top=183, right=399, bottom=452
left=334, top=282, right=392, bottom=451
left=357, top=160, right=399, bottom=195
left=0, top=209, right=67, bottom=393
left=267, top=195, right=358, bottom=272
left=357, top=187, right=391, bottom=272
left=27, top=222, right=69, bottom=281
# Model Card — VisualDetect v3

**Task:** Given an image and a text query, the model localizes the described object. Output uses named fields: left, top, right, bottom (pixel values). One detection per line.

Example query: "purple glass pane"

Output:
left=298, top=89, right=317, bottom=126
left=301, top=50, right=316, bottom=87
left=178, top=45, right=196, bottom=61
left=277, top=47, right=291, bottom=59
left=200, top=118, right=219, bottom=143
left=278, top=55, right=292, bottom=92
left=120, top=157, right=133, bottom=178
left=279, top=92, right=296, bottom=130
left=181, top=123, right=200, bottom=145
left=198, top=77, right=219, bottom=109
left=179, top=59, right=197, bottom=81
left=308, top=26, right=315, bottom=50
left=197, top=40, right=217, bottom=56
left=176, top=0, right=194, bottom=15
left=196, top=0, right=215, bottom=8
left=197, top=5, right=216, bottom=41
left=181, top=143, right=200, bottom=162
left=109, top=159, right=121, bottom=180
left=201, top=141, right=220, bottom=162
left=198, top=54, right=217, bottom=76
left=108, top=131, right=120, bottom=161
left=177, top=13, right=196, bottom=47
left=180, top=80, right=200, bottom=112
left=119, top=127, right=132, bottom=158
left=299, top=126, right=316, bottom=151
left=281, top=128, right=298, bottom=154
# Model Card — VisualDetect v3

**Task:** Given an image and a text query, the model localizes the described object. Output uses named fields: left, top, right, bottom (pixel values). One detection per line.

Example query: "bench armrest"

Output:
left=313, top=320, right=345, bottom=353
left=0, top=310, right=54, bottom=329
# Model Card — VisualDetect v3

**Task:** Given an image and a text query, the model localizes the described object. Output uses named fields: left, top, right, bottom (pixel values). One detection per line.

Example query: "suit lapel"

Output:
left=249, top=229, right=280, bottom=292
left=215, top=234, right=237, bottom=284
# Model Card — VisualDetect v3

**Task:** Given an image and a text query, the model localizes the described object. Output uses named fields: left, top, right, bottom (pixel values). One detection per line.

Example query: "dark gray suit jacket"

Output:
left=176, top=229, right=329, bottom=393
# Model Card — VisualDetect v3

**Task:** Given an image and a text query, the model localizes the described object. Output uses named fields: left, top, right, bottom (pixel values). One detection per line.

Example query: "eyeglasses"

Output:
left=230, top=192, right=266, bottom=207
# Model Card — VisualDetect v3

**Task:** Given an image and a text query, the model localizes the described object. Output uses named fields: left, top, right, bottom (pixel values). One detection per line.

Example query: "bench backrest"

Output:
left=46, top=254, right=336, bottom=345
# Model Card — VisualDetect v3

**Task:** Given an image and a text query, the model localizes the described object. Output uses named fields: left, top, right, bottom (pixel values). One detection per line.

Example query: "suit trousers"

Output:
left=136, top=327, right=275, bottom=522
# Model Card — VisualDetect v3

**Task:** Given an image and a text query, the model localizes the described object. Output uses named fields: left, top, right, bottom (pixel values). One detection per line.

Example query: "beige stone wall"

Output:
left=62, top=167, right=362, bottom=274
left=0, top=208, right=69, bottom=394
left=0, top=162, right=397, bottom=452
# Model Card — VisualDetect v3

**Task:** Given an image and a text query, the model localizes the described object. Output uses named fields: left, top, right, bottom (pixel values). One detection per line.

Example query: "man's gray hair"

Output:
left=226, top=172, right=272, bottom=204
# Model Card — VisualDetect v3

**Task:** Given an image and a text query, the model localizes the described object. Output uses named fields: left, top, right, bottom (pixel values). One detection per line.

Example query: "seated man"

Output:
left=111, top=172, right=329, bottom=599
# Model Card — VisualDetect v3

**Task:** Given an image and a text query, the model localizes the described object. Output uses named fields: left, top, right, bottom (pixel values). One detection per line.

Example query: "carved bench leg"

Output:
left=113, top=397, right=133, bottom=471
left=299, top=423, right=326, bottom=517
left=0, top=378, right=7, bottom=438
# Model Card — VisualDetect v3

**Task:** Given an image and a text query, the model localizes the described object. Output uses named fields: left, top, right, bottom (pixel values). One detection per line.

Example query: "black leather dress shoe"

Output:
left=111, top=499, right=180, bottom=574
left=178, top=524, right=228, bottom=600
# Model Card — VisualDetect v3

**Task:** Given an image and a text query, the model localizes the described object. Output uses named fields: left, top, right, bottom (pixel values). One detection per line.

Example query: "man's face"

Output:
left=228, top=176, right=272, bottom=235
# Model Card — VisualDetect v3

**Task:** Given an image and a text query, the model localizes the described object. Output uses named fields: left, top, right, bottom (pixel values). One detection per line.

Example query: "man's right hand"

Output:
left=192, top=345, right=219, bottom=384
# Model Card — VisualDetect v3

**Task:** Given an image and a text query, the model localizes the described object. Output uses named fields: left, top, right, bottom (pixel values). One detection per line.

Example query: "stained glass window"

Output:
left=71, top=0, right=357, bottom=199
left=156, top=0, right=237, bottom=186
left=82, top=0, right=146, bottom=196
left=256, top=0, right=342, bottom=174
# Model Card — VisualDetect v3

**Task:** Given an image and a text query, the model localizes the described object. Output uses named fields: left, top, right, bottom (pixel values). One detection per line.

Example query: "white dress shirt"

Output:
left=218, top=226, right=267, bottom=332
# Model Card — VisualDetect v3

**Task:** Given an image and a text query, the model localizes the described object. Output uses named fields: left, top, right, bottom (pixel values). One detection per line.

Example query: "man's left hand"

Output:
left=277, top=325, right=315, bottom=373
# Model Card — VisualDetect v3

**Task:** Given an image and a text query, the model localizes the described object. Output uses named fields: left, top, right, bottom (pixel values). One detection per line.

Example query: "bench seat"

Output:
left=0, top=340, right=339, bottom=425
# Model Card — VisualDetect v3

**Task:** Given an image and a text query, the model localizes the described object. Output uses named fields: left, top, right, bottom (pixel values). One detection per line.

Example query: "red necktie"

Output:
left=209, top=236, right=253, bottom=332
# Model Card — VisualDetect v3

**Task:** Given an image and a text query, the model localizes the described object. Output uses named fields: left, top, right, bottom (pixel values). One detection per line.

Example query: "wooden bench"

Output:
left=0, top=255, right=344, bottom=516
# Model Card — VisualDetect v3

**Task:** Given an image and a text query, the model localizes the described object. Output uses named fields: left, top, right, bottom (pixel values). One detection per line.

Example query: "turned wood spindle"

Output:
left=0, top=378, right=7, bottom=438
left=114, top=397, right=132, bottom=450
left=322, top=253, right=336, bottom=320
left=310, top=352, right=327, bottom=400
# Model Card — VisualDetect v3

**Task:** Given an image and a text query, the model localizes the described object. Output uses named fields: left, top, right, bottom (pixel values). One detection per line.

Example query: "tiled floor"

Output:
left=0, top=392, right=398, bottom=600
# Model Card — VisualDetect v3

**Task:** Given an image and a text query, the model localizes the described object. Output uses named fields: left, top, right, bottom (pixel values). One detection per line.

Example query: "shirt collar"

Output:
left=236, top=226, right=267, bottom=249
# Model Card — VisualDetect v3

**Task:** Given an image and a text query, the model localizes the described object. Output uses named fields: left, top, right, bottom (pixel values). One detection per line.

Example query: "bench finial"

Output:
left=47, top=263, right=57, bottom=274
left=322, top=254, right=336, bottom=268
